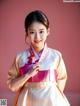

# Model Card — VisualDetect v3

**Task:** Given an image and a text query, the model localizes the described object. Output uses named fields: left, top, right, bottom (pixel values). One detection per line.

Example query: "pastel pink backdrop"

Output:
left=0, top=0, right=80, bottom=106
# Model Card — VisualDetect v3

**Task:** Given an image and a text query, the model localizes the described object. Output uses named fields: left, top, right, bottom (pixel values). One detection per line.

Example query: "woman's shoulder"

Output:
left=15, top=49, right=30, bottom=67
left=16, top=49, right=29, bottom=58
left=48, top=47, right=62, bottom=57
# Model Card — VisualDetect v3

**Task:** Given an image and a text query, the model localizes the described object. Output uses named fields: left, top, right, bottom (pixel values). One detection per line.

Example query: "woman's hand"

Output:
left=27, top=63, right=40, bottom=77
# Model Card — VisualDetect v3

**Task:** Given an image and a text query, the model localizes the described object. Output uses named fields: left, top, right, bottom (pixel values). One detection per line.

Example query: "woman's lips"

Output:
left=34, top=40, right=42, bottom=43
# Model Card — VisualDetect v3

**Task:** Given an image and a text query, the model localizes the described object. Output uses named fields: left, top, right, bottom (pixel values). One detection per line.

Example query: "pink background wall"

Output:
left=0, top=0, right=80, bottom=106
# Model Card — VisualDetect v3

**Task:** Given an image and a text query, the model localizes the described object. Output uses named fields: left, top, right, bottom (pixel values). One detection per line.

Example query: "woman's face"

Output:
left=27, top=22, right=49, bottom=51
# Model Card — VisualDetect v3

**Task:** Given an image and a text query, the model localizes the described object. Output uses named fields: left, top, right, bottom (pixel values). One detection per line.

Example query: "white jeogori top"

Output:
left=7, top=44, right=70, bottom=106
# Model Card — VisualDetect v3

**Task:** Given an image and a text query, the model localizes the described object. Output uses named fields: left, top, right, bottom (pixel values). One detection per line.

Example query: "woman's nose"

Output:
left=35, top=32, right=40, bottom=40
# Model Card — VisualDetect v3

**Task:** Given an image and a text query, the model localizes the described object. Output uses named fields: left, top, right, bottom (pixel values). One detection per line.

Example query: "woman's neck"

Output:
left=31, top=43, right=44, bottom=53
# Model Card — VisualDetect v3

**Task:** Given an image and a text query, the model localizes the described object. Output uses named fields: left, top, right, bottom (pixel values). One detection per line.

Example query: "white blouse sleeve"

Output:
left=56, top=53, right=67, bottom=93
left=7, top=54, right=21, bottom=89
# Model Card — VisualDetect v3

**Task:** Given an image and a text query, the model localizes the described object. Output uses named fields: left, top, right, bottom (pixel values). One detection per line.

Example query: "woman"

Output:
left=7, top=10, right=70, bottom=106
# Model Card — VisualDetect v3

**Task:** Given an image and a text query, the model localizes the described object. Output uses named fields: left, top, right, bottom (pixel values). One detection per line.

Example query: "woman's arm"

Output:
left=7, top=56, right=39, bottom=92
left=56, top=53, right=67, bottom=93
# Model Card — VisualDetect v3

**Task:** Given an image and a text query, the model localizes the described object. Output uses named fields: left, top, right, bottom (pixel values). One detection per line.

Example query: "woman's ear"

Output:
left=47, top=28, right=50, bottom=36
left=25, top=33, right=31, bottom=46
left=25, top=33, right=28, bottom=43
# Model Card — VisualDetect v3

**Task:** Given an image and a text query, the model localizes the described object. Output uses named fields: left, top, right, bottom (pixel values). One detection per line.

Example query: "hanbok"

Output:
left=7, top=44, right=70, bottom=106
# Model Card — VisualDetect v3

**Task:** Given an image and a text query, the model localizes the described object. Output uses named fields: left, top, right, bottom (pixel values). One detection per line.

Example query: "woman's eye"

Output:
left=40, top=30, right=44, bottom=34
left=30, top=31, right=35, bottom=34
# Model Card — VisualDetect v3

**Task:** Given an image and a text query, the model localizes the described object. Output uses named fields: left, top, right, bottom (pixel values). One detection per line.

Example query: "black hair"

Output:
left=24, top=10, right=49, bottom=32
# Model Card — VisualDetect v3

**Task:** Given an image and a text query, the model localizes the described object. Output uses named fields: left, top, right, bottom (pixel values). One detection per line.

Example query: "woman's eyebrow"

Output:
left=39, top=29, right=44, bottom=30
left=28, top=28, right=34, bottom=31
left=29, top=28, right=44, bottom=31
